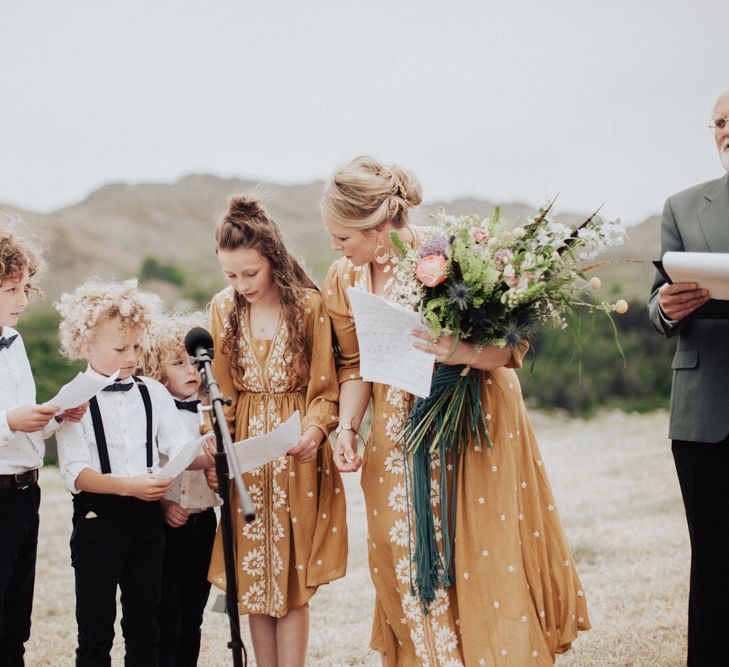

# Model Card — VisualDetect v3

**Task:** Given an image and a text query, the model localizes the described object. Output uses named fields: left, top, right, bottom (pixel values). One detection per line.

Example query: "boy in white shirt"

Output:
left=0, top=224, right=86, bottom=666
left=139, top=312, right=218, bottom=667
left=55, top=279, right=208, bottom=667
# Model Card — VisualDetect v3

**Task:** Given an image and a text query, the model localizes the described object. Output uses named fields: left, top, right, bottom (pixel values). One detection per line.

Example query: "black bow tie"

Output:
left=0, top=334, right=18, bottom=351
left=175, top=399, right=200, bottom=413
left=102, top=381, right=134, bottom=392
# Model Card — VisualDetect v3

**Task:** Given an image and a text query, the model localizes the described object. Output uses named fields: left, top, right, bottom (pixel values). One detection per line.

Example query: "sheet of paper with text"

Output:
left=347, top=287, right=435, bottom=398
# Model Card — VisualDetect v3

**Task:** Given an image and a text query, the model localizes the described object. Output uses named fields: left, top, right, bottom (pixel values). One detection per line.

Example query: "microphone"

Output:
left=185, top=327, right=214, bottom=362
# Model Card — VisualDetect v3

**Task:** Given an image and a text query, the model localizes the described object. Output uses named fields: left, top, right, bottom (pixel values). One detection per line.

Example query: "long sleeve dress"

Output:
left=207, top=286, right=347, bottom=617
left=323, top=257, right=590, bottom=666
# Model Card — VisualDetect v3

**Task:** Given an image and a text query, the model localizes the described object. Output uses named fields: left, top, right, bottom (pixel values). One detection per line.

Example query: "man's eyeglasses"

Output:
left=709, top=117, right=729, bottom=132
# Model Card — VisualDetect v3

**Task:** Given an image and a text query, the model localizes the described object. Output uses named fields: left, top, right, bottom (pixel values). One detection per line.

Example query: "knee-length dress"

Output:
left=207, top=286, right=347, bottom=617
left=323, top=257, right=590, bottom=666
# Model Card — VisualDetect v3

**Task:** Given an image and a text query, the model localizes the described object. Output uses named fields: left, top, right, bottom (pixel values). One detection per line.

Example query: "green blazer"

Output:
left=648, top=174, right=729, bottom=442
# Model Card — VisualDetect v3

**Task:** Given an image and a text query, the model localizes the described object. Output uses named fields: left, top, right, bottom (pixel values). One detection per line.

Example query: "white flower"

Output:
left=389, top=518, right=410, bottom=547
left=118, top=299, right=132, bottom=317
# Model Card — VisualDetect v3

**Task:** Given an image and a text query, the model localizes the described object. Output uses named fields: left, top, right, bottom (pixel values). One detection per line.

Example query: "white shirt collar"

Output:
left=84, top=364, right=134, bottom=386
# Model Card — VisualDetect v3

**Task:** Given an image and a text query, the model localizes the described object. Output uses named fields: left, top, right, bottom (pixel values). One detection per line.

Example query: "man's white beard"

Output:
left=722, top=149, right=729, bottom=173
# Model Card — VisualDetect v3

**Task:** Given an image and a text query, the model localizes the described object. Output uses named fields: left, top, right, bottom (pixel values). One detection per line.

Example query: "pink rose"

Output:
left=415, top=255, right=447, bottom=287
left=493, top=249, right=513, bottom=265
left=471, top=227, right=490, bottom=242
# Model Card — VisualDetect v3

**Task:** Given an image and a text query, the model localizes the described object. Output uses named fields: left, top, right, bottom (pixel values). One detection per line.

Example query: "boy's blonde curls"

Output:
left=138, top=311, right=207, bottom=382
left=0, top=213, right=45, bottom=297
left=54, top=278, right=161, bottom=360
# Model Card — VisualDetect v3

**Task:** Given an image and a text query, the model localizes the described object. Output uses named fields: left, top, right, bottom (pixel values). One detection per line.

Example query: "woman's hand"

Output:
left=411, top=330, right=512, bottom=371
left=333, top=428, right=362, bottom=473
left=411, top=330, right=462, bottom=364
left=287, top=426, right=323, bottom=465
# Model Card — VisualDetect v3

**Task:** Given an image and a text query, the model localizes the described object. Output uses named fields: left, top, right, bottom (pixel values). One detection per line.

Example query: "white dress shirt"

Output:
left=161, top=392, right=218, bottom=513
left=56, top=366, right=191, bottom=494
left=0, top=326, right=58, bottom=474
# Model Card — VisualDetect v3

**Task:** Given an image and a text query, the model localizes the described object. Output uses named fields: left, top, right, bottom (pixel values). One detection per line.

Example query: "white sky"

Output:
left=1, top=1, right=727, bottom=224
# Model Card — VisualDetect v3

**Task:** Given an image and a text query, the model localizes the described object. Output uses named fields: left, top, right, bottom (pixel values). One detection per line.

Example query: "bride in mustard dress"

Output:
left=320, top=156, right=590, bottom=666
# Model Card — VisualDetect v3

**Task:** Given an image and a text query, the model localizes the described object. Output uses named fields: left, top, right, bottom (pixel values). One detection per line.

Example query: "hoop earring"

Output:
left=373, top=236, right=391, bottom=264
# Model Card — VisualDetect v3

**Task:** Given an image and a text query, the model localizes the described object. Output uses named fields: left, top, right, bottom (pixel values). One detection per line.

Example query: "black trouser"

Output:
left=672, top=439, right=729, bottom=667
left=70, top=492, right=165, bottom=667
left=158, top=507, right=216, bottom=667
left=0, top=483, right=40, bottom=667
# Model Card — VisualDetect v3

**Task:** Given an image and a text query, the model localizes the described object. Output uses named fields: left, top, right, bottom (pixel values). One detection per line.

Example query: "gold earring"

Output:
left=373, top=236, right=390, bottom=264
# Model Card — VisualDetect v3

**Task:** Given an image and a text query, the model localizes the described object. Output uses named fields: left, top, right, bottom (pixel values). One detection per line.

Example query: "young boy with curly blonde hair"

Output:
left=55, top=278, right=206, bottom=667
left=138, top=311, right=218, bottom=667
left=0, top=220, right=86, bottom=663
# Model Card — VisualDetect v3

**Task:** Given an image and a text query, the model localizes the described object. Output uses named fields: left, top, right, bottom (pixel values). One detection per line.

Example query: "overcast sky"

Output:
left=1, top=1, right=727, bottom=224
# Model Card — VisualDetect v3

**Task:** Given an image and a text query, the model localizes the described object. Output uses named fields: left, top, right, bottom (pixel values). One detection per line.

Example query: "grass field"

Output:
left=25, top=410, right=688, bottom=666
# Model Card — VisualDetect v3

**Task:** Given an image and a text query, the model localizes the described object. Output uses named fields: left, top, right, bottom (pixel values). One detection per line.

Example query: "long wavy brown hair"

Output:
left=215, top=196, right=318, bottom=385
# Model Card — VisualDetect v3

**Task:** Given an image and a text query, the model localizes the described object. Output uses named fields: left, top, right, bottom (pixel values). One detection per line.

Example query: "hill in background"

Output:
left=1, top=174, right=671, bottom=418
left=1, top=174, right=661, bottom=305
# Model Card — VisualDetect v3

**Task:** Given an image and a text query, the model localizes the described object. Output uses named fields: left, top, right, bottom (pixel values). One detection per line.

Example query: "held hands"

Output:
left=7, top=404, right=59, bottom=432
left=123, top=473, right=172, bottom=502
left=287, top=426, right=323, bottom=465
left=333, top=428, right=362, bottom=473
left=161, top=498, right=189, bottom=528
left=658, top=282, right=710, bottom=321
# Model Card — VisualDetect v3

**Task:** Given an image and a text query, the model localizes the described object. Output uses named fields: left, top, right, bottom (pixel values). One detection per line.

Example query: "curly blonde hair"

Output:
left=54, top=278, right=161, bottom=360
left=0, top=214, right=45, bottom=298
left=138, top=310, right=207, bottom=382
left=320, top=155, right=422, bottom=231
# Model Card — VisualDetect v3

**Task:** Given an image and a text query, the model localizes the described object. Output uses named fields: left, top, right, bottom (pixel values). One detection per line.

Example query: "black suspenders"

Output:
left=88, top=376, right=154, bottom=474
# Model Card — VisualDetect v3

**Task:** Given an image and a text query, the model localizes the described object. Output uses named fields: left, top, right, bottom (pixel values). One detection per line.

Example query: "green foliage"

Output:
left=138, top=256, right=185, bottom=286
left=19, top=307, right=85, bottom=404
left=519, top=301, right=675, bottom=415
left=18, top=306, right=85, bottom=465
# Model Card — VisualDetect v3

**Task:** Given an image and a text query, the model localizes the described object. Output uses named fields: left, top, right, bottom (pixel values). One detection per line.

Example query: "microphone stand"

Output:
left=192, top=347, right=255, bottom=667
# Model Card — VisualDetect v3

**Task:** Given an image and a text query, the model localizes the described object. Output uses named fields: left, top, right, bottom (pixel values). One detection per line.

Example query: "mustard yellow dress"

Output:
left=323, top=258, right=590, bottom=666
left=207, top=286, right=347, bottom=617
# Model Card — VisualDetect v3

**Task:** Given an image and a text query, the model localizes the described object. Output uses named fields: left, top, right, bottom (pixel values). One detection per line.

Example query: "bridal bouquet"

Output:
left=388, top=202, right=626, bottom=603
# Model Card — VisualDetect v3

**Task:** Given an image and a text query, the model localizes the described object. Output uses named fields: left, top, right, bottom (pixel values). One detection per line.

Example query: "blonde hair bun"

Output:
left=321, top=155, right=422, bottom=230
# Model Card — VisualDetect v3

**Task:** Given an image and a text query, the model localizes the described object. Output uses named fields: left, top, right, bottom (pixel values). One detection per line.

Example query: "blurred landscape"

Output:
left=2, top=174, right=675, bottom=433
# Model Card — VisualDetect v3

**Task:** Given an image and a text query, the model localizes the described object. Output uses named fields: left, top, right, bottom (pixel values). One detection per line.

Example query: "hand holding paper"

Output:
left=657, top=252, right=720, bottom=320
left=233, top=411, right=302, bottom=473
left=156, top=435, right=208, bottom=480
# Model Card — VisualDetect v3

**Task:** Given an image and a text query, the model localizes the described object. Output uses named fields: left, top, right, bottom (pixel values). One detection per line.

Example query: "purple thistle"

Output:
left=419, top=236, right=449, bottom=258
left=447, top=283, right=471, bottom=310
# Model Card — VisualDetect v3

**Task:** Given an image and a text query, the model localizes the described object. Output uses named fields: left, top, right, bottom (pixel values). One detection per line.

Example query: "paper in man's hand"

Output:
left=663, top=252, right=729, bottom=300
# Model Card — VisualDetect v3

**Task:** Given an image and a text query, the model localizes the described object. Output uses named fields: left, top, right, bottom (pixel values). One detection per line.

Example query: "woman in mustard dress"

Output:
left=207, top=196, right=347, bottom=667
left=320, top=156, right=590, bottom=666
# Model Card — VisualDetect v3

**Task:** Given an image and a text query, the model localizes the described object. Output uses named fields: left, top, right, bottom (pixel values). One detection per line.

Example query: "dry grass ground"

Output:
left=25, top=410, right=688, bottom=666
